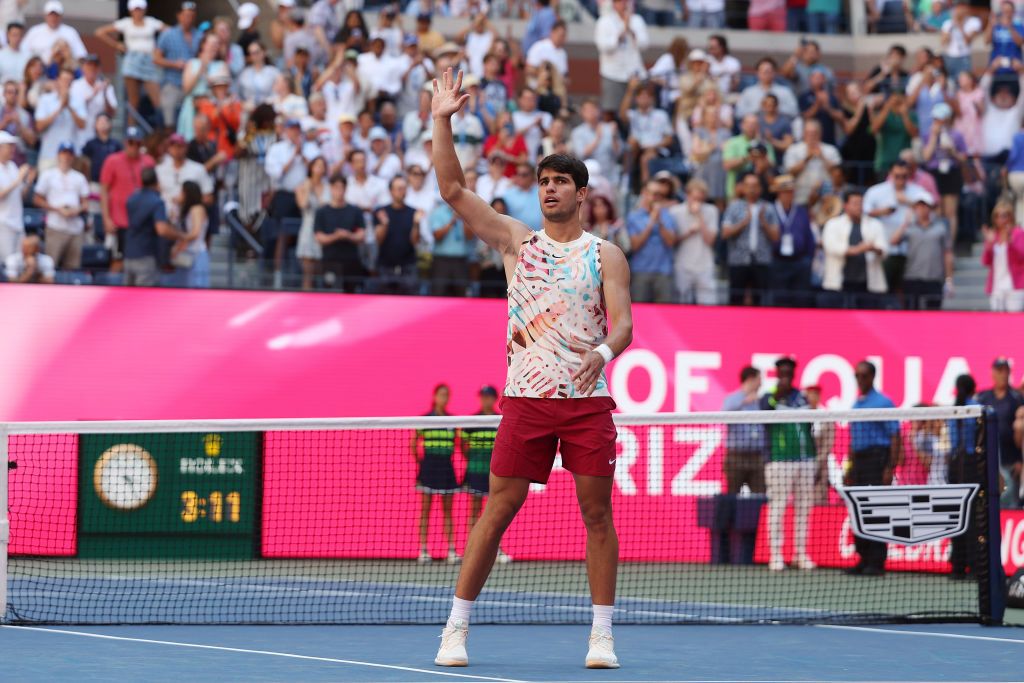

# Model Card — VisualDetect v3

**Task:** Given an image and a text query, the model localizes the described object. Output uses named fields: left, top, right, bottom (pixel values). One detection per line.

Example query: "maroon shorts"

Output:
left=491, top=396, right=618, bottom=484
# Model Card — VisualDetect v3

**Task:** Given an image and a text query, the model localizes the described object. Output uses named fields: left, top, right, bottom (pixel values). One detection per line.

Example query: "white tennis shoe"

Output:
left=585, top=627, right=619, bottom=669
left=435, top=619, right=469, bottom=666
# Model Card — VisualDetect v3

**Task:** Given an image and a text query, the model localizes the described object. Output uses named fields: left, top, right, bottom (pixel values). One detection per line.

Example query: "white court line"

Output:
left=818, top=624, right=1024, bottom=644
left=0, top=626, right=526, bottom=683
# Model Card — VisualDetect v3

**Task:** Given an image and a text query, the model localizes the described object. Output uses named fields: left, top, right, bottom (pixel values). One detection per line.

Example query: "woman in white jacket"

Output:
left=821, top=190, right=889, bottom=308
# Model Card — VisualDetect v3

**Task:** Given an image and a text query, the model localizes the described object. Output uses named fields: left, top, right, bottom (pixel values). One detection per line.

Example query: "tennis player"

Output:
left=431, top=68, right=634, bottom=669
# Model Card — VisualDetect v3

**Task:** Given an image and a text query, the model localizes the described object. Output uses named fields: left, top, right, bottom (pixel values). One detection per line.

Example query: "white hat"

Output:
left=278, top=0, right=297, bottom=6
left=127, top=0, right=147, bottom=10
left=43, top=0, right=64, bottom=15
left=688, top=48, right=709, bottom=62
left=237, top=2, right=260, bottom=30
left=0, top=131, right=18, bottom=145
left=368, top=126, right=389, bottom=142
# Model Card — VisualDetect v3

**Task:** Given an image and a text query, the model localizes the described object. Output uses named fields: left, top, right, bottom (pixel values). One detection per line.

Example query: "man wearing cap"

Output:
left=0, top=130, right=30, bottom=264
left=100, top=126, right=155, bottom=261
left=33, top=141, right=89, bottom=270
left=367, top=126, right=402, bottom=182
left=236, top=3, right=262, bottom=56
left=21, top=1, right=87, bottom=63
left=525, top=20, right=569, bottom=86
left=594, top=0, right=649, bottom=114
left=863, top=159, right=931, bottom=297
left=978, top=359, right=1024, bottom=509
left=154, top=2, right=200, bottom=131
left=673, top=49, right=715, bottom=124
left=397, top=36, right=434, bottom=118
left=124, top=166, right=187, bottom=287
left=460, top=385, right=513, bottom=564
left=70, top=54, right=117, bottom=152
left=769, top=174, right=815, bottom=306
left=760, top=357, right=817, bottom=572
left=34, top=68, right=86, bottom=169
left=723, top=114, right=775, bottom=201
left=884, top=190, right=952, bottom=310
left=265, top=119, right=319, bottom=285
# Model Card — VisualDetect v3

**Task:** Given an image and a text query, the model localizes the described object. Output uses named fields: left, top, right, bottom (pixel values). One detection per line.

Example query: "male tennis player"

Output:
left=431, top=68, right=634, bottom=669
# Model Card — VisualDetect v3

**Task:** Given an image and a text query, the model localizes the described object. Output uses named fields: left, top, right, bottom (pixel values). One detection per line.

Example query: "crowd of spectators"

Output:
left=0, top=0, right=1023, bottom=311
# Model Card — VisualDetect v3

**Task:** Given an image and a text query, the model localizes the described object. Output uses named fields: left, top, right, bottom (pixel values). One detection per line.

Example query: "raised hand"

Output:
left=431, top=68, right=470, bottom=120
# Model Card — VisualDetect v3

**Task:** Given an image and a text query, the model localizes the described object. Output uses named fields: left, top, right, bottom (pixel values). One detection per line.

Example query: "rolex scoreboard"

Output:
left=79, top=432, right=262, bottom=558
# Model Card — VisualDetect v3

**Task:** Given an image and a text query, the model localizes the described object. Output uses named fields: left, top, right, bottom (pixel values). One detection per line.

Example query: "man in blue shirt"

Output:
left=977, top=357, right=1024, bottom=509
left=626, top=178, right=678, bottom=303
left=846, top=360, right=902, bottom=576
left=153, top=2, right=200, bottom=130
left=429, top=202, right=470, bottom=297
left=521, top=0, right=557, bottom=55
left=124, top=167, right=185, bottom=287
left=721, top=366, right=766, bottom=494
left=500, top=163, right=542, bottom=232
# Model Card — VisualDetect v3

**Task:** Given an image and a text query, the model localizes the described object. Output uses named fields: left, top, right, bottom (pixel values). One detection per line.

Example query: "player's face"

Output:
left=538, top=169, right=583, bottom=222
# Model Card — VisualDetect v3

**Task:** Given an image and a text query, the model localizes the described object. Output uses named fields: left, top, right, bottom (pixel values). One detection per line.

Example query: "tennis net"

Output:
left=0, top=406, right=1004, bottom=625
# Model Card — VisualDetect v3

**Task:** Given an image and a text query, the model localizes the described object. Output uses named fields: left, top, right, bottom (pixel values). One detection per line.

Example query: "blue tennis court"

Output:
left=2, top=621, right=1023, bottom=682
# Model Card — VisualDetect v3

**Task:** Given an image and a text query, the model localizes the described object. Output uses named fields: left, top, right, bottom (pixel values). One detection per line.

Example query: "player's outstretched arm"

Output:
left=432, top=68, right=530, bottom=256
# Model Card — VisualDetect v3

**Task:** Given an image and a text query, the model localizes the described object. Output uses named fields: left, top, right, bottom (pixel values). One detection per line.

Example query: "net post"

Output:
left=0, top=424, right=9, bottom=625
left=982, top=407, right=1006, bottom=625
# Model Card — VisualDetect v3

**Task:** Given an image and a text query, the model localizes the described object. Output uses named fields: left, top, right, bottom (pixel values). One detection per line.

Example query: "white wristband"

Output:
left=594, top=344, right=615, bottom=364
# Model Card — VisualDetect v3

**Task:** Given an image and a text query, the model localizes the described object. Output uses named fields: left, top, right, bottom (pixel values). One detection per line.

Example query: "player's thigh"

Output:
left=573, top=473, right=615, bottom=527
left=491, top=398, right=560, bottom=483
left=558, top=398, right=617, bottom=478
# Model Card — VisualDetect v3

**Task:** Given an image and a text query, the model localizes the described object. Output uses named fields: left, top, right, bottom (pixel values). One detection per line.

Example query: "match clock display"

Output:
left=79, top=432, right=262, bottom=559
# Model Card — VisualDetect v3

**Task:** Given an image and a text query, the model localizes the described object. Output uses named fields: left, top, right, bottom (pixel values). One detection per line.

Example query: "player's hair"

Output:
left=536, top=154, right=588, bottom=190
left=739, top=366, right=759, bottom=383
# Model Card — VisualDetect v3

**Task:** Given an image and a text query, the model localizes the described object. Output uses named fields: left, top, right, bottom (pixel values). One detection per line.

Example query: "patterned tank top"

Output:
left=505, top=230, right=610, bottom=399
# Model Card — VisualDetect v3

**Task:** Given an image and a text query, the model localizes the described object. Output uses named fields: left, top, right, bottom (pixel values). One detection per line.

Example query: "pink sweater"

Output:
left=982, top=227, right=1024, bottom=293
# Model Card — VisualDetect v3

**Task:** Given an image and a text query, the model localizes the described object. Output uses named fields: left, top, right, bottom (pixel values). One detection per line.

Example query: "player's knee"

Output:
left=579, top=503, right=614, bottom=536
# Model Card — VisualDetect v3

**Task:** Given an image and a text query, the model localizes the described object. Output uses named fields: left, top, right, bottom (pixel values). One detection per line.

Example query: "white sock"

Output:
left=592, top=604, right=613, bottom=633
left=448, top=597, right=473, bottom=626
